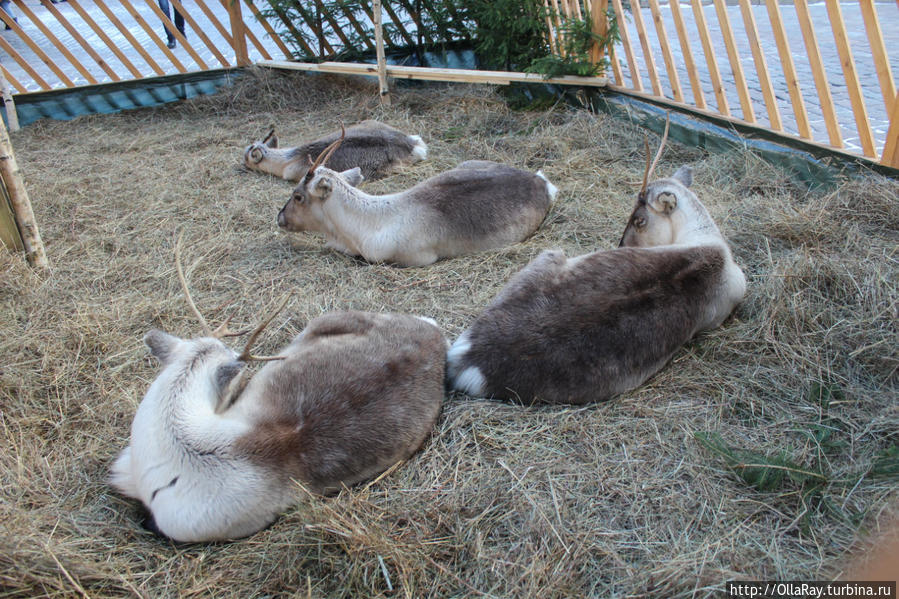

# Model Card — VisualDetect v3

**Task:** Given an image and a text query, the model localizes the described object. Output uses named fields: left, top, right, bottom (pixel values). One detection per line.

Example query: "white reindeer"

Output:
left=447, top=121, right=747, bottom=405
left=276, top=129, right=558, bottom=267
left=243, top=120, right=427, bottom=182
left=109, top=238, right=446, bottom=542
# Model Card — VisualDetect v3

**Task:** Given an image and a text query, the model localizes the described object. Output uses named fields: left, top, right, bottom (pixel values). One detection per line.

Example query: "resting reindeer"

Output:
left=277, top=128, right=558, bottom=267
left=109, top=238, right=446, bottom=542
left=243, top=120, right=427, bottom=182
left=447, top=122, right=746, bottom=405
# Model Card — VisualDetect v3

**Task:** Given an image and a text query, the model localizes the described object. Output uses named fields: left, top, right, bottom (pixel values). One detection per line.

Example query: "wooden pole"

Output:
left=0, top=71, right=18, bottom=133
left=881, top=95, right=899, bottom=168
left=227, top=0, right=250, bottom=67
left=373, top=0, right=391, bottom=106
left=0, top=117, right=47, bottom=268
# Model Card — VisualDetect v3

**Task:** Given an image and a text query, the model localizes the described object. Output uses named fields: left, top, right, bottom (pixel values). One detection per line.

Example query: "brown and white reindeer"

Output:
left=446, top=121, right=746, bottom=404
left=109, top=237, right=446, bottom=542
left=277, top=129, right=558, bottom=267
left=243, top=120, right=427, bottom=182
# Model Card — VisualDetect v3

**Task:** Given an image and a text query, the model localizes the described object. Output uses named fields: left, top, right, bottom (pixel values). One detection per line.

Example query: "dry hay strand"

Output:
left=1, top=67, right=897, bottom=597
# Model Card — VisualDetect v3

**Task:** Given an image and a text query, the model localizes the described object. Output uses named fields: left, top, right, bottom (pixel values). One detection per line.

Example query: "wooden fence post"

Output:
left=0, top=117, right=47, bottom=268
left=0, top=71, right=18, bottom=132
left=589, top=0, right=609, bottom=71
left=228, top=0, right=250, bottom=66
left=373, top=0, right=391, bottom=106
left=882, top=95, right=899, bottom=168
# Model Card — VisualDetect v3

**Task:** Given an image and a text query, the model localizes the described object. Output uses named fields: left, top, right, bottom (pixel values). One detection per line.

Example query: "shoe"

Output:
left=167, top=39, right=176, bottom=49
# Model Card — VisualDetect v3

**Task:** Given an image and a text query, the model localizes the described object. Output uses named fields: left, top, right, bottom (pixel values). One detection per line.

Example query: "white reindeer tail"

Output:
left=446, top=331, right=487, bottom=396
left=536, top=170, right=558, bottom=203
left=409, top=135, right=428, bottom=162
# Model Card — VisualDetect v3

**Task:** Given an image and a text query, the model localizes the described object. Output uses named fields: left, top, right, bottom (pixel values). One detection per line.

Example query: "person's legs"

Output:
left=0, top=0, right=17, bottom=30
left=173, top=6, right=185, bottom=38
left=158, top=0, right=176, bottom=48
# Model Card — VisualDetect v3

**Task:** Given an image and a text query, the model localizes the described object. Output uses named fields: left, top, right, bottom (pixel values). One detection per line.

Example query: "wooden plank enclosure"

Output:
left=0, top=0, right=897, bottom=168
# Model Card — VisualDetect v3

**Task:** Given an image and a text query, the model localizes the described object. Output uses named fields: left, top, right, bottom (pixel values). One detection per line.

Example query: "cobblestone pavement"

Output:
left=0, top=0, right=896, bottom=158
left=619, top=1, right=898, bottom=156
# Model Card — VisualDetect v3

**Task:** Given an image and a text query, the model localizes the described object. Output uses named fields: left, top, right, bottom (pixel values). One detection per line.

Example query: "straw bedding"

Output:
left=1, top=67, right=896, bottom=597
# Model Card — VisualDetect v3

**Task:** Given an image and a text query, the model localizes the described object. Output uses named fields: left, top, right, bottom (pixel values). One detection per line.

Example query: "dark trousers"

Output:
left=158, top=0, right=185, bottom=43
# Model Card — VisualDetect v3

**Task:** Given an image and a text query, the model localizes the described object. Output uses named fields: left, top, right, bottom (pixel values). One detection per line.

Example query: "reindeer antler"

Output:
left=237, top=295, right=290, bottom=362
left=640, top=114, right=671, bottom=196
left=174, top=233, right=250, bottom=339
left=261, top=127, right=275, bottom=144
left=304, top=122, right=346, bottom=181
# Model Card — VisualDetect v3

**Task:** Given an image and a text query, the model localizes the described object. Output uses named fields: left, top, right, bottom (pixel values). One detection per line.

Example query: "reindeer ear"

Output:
left=266, top=134, right=278, bottom=149
left=214, top=360, right=247, bottom=414
left=144, top=330, right=181, bottom=365
left=315, top=177, right=333, bottom=197
left=649, top=191, right=677, bottom=214
left=339, top=167, right=364, bottom=187
left=672, top=165, right=693, bottom=187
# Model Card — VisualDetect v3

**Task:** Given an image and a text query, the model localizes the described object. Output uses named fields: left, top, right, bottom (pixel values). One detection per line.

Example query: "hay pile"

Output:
left=1, top=67, right=896, bottom=597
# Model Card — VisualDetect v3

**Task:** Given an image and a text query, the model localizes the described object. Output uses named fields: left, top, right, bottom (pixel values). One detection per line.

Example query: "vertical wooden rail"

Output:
left=712, top=0, right=755, bottom=123
left=589, top=0, right=609, bottom=70
left=228, top=0, right=250, bottom=66
left=825, top=0, right=875, bottom=158
left=882, top=97, right=899, bottom=167
left=859, top=0, right=895, bottom=116
left=691, top=0, right=729, bottom=116
left=373, top=0, right=390, bottom=106
left=647, top=0, right=683, bottom=102
left=0, top=72, right=18, bottom=132
left=629, top=1, right=663, bottom=97
left=611, top=0, right=642, bottom=91
left=738, top=0, right=781, bottom=131
left=765, top=0, right=811, bottom=140
left=0, top=118, right=47, bottom=268
left=669, top=0, right=705, bottom=110
left=794, top=0, right=842, bottom=148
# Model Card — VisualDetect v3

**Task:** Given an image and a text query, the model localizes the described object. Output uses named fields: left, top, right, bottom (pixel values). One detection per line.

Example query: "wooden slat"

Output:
left=0, top=65, right=27, bottom=95
left=543, top=0, right=559, bottom=55
left=550, top=0, right=567, bottom=55
left=629, top=0, right=663, bottom=96
left=609, top=46, right=624, bottom=86
left=882, top=95, right=899, bottom=167
left=611, top=0, right=642, bottom=91
left=312, top=0, right=356, bottom=52
left=738, top=0, right=781, bottom=131
left=825, top=0, right=875, bottom=158
left=859, top=0, right=896, bottom=114
left=691, top=0, right=729, bottom=115
left=192, top=0, right=234, bottom=47
left=335, top=0, right=375, bottom=52
left=381, top=1, right=415, bottom=49
left=170, top=0, right=230, bottom=67
left=259, top=60, right=608, bottom=87
left=712, top=0, right=755, bottom=123
left=0, top=34, right=52, bottom=90
left=238, top=19, right=271, bottom=62
left=589, top=0, right=609, bottom=67
left=65, top=0, right=144, bottom=79
left=765, top=0, right=811, bottom=139
left=116, top=0, right=187, bottom=71
left=669, top=0, right=705, bottom=109
left=243, top=0, right=291, bottom=60
left=12, top=0, right=97, bottom=85
left=142, top=0, right=210, bottom=70
left=98, top=0, right=171, bottom=76
left=261, top=0, right=316, bottom=57
left=0, top=12, right=75, bottom=87
left=647, top=0, right=683, bottom=102
left=40, top=0, right=120, bottom=82
left=794, top=0, right=842, bottom=148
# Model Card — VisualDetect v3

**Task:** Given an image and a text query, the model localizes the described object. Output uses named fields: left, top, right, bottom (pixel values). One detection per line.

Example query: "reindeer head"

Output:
left=109, top=236, right=287, bottom=530
left=276, top=124, right=364, bottom=232
left=619, top=119, right=719, bottom=248
left=242, top=128, right=278, bottom=170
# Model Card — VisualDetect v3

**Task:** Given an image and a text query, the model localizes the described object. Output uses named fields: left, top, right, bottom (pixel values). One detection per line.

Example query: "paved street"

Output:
left=0, top=0, right=896, bottom=157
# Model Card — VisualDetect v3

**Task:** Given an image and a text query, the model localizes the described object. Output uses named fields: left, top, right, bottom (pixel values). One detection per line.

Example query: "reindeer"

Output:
left=446, top=120, right=746, bottom=405
left=243, top=120, right=427, bottom=182
left=109, top=237, right=446, bottom=542
left=277, top=129, right=558, bottom=267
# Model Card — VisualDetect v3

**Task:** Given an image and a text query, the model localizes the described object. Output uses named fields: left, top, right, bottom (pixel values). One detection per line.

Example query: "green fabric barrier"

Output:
left=4, top=69, right=242, bottom=129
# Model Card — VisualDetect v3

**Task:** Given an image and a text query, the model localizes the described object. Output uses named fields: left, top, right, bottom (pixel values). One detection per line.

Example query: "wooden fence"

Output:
left=0, top=0, right=897, bottom=168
